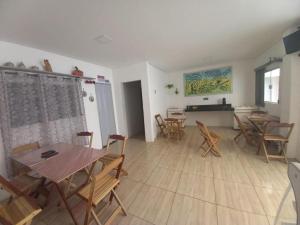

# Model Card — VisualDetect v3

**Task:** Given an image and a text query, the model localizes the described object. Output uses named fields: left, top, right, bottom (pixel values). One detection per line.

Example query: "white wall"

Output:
left=113, top=62, right=153, bottom=142
left=147, top=64, right=169, bottom=138
left=286, top=53, right=300, bottom=159
left=113, top=62, right=168, bottom=142
left=254, top=39, right=300, bottom=159
left=254, top=41, right=286, bottom=116
left=123, top=81, right=144, bottom=137
left=0, top=41, right=115, bottom=176
left=166, top=60, right=255, bottom=126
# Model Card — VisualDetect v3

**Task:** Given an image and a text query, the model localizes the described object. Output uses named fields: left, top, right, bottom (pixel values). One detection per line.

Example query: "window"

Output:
left=264, top=68, right=280, bottom=103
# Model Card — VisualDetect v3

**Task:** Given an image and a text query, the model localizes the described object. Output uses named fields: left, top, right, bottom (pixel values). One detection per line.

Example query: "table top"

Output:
left=247, top=114, right=280, bottom=123
left=166, top=116, right=186, bottom=121
left=11, top=143, right=108, bottom=183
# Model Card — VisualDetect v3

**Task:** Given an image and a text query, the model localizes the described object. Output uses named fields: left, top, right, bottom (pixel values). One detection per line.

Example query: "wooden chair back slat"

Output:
left=262, top=122, right=294, bottom=139
left=94, top=156, right=124, bottom=182
left=11, top=142, right=40, bottom=156
left=155, top=114, right=167, bottom=135
left=155, top=114, right=165, bottom=127
left=11, top=143, right=40, bottom=177
left=109, top=134, right=126, bottom=141
left=0, top=176, right=22, bottom=197
left=196, top=120, right=210, bottom=139
left=233, top=113, right=248, bottom=133
left=106, top=134, right=127, bottom=155
left=77, top=131, right=93, bottom=148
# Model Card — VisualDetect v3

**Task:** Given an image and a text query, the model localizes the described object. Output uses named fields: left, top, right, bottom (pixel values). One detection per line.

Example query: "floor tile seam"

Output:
left=180, top=170, right=214, bottom=179
left=213, top=149, right=268, bottom=217
left=242, top=156, right=270, bottom=218
left=175, top=188, right=216, bottom=205
left=164, top=185, right=178, bottom=225
left=213, top=172, right=219, bottom=225
left=214, top=202, right=268, bottom=217
left=128, top=211, right=157, bottom=225
left=213, top=177, right=255, bottom=187
left=127, top=213, right=156, bottom=225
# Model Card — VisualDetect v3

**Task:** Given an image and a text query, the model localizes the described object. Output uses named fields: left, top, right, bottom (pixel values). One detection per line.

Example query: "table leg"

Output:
left=54, top=183, right=78, bottom=225
left=86, top=161, right=96, bottom=183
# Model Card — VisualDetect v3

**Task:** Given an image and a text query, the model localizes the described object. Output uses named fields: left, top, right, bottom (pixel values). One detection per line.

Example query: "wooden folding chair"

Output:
left=77, top=131, right=94, bottom=175
left=77, top=156, right=127, bottom=225
left=0, top=175, right=41, bottom=225
left=257, top=122, right=294, bottom=163
left=169, top=112, right=186, bottom=128
left=165, top=118, right=184, bottom=140
left=66, top=131, right=94, bottom=194
left=196, top=120, right=221, bottom=157
left=233, top=113, right=258, bottom=145
left=155, top=114, right=167, bottom=136
left=10, top=143, right=49, bottom=201
left=99, top=135, right=128, bottom=176
left=76, top=131, right=94, bottom=148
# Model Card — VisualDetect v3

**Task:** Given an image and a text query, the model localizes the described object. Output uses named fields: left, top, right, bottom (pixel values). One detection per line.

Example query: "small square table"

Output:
left=247, top=114, right=280, bottom=133
left=11, top=142, right=108, bottom=225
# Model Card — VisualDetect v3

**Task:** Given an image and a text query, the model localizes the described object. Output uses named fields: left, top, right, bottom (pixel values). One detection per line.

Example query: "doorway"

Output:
left=123, top=81, right=145, bottom=139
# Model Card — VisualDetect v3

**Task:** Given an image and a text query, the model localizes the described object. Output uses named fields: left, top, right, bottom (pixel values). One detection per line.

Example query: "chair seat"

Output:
left=78, top=175, right=119, bottom=206
left=210, top=131, right=219, bottom=139
left=10, top=174, right=43, bottom=194
left=100, top=154, right=121, bottom=163
left=264, top=134, right=288, bottom=141
left=209, top=131, right=220, bottom=143
left=0, top=196, right=41, bottom=225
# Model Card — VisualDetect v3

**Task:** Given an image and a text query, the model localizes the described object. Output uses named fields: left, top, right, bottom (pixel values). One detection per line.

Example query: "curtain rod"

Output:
left=0, top=66, right=95, bottom=80
left=255, top=57, right=283, bottom=71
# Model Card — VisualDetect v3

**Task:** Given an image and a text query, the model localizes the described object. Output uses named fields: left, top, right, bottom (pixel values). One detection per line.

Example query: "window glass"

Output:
left=264, top=68, right=280, bottom=104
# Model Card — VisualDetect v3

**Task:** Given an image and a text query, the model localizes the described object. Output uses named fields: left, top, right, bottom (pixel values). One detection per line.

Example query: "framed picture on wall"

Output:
left=184, top=66, right=232, bottom=96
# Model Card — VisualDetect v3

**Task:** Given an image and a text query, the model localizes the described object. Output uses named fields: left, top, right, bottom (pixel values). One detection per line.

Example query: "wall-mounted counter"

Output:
left=185, top=104, right=234, bottom=112
left=184, top=104, right=234, bottom=127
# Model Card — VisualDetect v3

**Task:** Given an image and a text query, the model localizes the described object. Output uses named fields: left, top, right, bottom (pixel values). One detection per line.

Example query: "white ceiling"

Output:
left=0, top=0, right=299, bottom=71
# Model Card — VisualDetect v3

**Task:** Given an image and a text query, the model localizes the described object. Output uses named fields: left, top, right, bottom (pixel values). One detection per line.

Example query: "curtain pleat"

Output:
left=255, top=68, right=265, bottom=107
left=0, top=71, right=87, bottom=177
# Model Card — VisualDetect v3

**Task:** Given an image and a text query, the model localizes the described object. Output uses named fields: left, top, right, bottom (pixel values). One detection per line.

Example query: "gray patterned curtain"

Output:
left=0, top=70, right=87, bottom=176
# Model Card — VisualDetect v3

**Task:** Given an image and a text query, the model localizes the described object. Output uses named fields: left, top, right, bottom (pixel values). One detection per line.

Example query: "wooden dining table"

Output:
left=11, top=142, right=108, bottom=225
left=247, top=113, right=280, bottom=133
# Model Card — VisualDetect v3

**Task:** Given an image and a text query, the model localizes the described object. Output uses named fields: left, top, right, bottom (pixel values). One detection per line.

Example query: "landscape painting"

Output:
left=184, top=66, right=232, bottom=96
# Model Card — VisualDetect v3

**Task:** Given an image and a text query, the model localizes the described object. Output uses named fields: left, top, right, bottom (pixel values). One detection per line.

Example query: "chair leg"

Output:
left=111, top=189, right=127, bottom=216
left=121, top=169, right=128, bottom=176
left=234, top=131, right=242, bottom=141
left=280, top=142, right=288, bottom=164
left=261, top=141, right=270, bottom=163
left=200, top=140, right=209, bottom=151
left=65, top=175, right=76, bottom=195
left=212, top=144, right=221, bottom=157
left=257, top=137, right=263, bottom=155
left=200, top=139, right=206, bottom=147
left=201, top=145, right=212, bottom=157
left=91, top=208, right=103, bottom=225
left=244, top=133, right=253, bottom=145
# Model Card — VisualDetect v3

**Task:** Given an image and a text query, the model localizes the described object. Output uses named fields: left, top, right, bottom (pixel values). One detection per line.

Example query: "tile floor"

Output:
left=32, top=127, right=296, bottom=225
